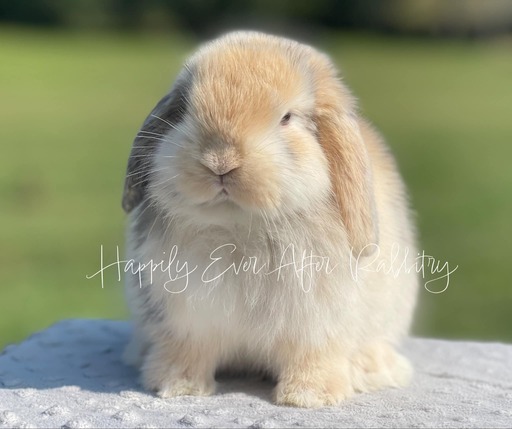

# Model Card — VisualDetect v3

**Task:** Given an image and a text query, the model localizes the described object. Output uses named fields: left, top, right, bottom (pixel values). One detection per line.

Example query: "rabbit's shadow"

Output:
left=0, top=319, right=274, bottom=403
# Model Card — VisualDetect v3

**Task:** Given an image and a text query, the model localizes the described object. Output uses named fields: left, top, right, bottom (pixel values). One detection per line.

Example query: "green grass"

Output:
left=1, top=28, right=510, bottom=347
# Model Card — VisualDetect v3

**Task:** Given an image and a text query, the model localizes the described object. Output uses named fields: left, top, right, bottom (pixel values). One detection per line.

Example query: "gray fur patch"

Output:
left=122, top=72, right=192, bottom=213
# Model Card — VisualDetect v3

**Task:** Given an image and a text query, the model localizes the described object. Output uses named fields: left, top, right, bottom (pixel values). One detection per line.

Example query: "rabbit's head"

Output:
left=123, top=32, right=378, bottom=254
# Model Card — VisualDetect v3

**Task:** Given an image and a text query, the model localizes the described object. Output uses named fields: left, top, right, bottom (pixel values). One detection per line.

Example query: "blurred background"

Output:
left=1, top=0, right=511, bottom=348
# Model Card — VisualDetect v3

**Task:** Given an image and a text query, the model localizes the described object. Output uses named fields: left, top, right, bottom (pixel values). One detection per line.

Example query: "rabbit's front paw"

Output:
left=273, top=344, right=354, bottom=407
left=151, top=376, right=215, bottom=398
left=141, top=342, right=216, bottom=398
left=275, top=378, right=352, bottom=408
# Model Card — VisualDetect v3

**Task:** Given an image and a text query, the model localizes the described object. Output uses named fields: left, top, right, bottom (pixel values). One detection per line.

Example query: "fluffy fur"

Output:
left=121, top=31, right=419, bottom=408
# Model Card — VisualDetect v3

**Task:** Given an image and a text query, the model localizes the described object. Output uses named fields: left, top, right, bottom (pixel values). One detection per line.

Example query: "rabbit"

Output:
left=121, top=31, right=419, bottom=408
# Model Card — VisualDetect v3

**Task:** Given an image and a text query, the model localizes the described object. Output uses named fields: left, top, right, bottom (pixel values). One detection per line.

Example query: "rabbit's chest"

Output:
left=158, top=241, right=335, bottom=331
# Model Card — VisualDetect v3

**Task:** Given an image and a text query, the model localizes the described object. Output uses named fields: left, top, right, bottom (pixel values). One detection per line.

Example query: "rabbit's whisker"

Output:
left=125, top=166, right=169, bottom=178
left=136, top=135, right=185, bottom=149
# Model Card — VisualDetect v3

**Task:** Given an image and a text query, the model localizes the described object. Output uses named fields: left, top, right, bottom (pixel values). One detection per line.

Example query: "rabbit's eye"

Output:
left=280, top=112, right=291, bottom=126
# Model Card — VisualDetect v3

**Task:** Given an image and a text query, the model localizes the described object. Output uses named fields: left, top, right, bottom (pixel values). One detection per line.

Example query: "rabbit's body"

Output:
left=122, top=32, right=418, bottom=407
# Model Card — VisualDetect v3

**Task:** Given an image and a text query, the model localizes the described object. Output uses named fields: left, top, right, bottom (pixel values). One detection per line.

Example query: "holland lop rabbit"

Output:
left=122, top=31, right=419, bottom=407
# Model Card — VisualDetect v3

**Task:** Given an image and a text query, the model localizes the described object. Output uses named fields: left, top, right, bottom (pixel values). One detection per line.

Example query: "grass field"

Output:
left=1, top=27, right=511, bottom=348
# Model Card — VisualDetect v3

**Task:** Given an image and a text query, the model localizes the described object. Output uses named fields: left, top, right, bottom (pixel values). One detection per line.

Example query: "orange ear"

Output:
left=122, top=78, right=189, bottom=213
left=314, top=83, right=379, bottom=256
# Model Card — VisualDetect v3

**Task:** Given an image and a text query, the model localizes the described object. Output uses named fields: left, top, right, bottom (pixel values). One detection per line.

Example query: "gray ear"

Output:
left=122, top=80, right=189, bottom=213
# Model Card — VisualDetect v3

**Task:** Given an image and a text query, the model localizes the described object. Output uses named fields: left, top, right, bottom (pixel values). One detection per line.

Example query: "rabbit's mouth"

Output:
left=212, top=192, right=231, bottom=205
left=197, top=188, right=238, bottom=208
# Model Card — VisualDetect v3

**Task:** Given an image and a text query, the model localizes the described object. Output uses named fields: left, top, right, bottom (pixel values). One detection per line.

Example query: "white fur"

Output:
left=122, top=31, right=419, bottom=407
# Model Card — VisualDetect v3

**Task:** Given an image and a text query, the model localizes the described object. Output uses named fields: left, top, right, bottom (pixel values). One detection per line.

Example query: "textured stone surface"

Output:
left=0, top=319, right=511, bottom=428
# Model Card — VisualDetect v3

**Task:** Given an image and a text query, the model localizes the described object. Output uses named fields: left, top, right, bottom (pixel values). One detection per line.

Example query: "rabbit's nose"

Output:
left=200, top=148, right=241, bottom=176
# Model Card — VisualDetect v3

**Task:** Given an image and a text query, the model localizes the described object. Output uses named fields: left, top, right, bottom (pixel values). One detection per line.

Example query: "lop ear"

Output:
left=122, top=78, right=189, bottom=213
left=314, top=79, right=379, bottom=256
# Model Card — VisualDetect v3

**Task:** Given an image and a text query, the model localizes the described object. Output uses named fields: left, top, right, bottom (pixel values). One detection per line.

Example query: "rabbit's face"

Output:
left=124, top=31, right=378, bottom=253
left=149, top=44, right=331, bottom=225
